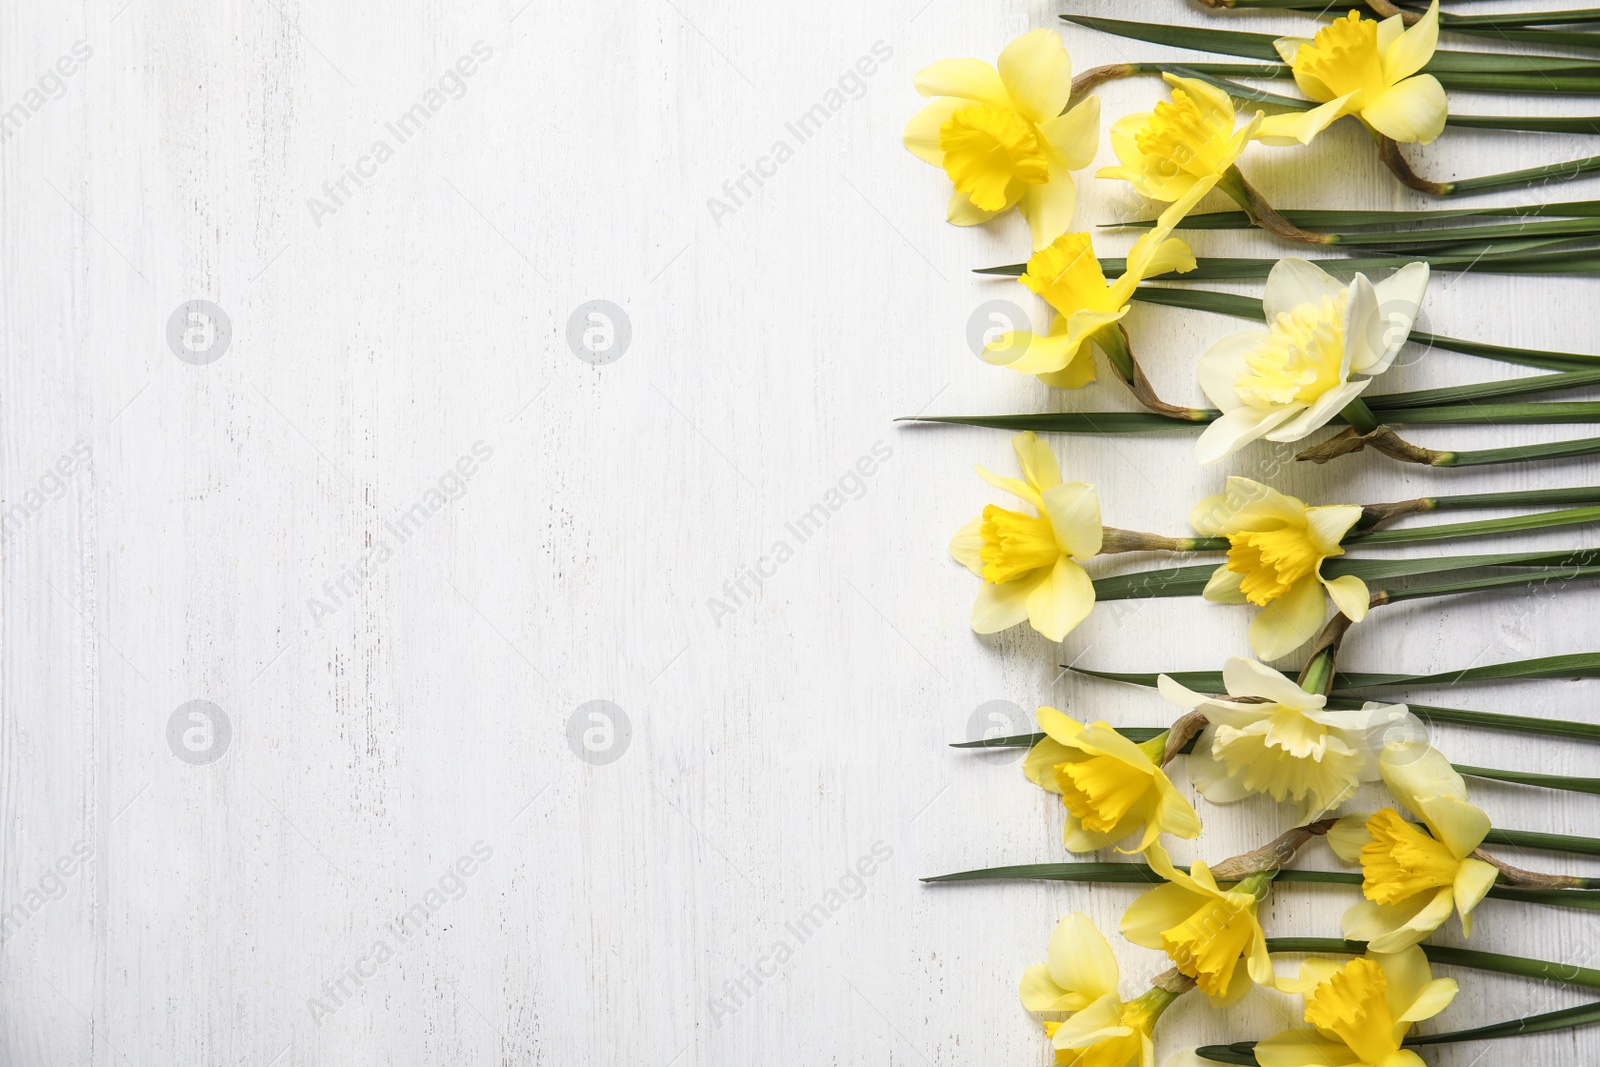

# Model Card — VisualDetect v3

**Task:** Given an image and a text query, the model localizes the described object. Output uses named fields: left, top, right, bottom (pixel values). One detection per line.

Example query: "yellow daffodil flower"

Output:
left=950, top=432, right=1101, bottom=641
left=1254, top=946, right=1458, bottom=1067
left=983, top=176, right=1213, bottom=389
left=1195, top=257, right=1430, bottom=465
left=904, top=29, right=1100, bottom=249
left=1121, top=843, right=1273, bottom=1005
left=1159, top=657, right=1416, bottom=820
left=1275, top=1, right=1447, bottom=146
left=1021, top=913, right=1182, bottom=1067
left=1023, top=707, right=1202, bottom=853
left=1190, top=477, right=1370, bottom=658
left=1328, top=742, right=1500, bottom=951
left=1099, top=74, right=1264, bottom=203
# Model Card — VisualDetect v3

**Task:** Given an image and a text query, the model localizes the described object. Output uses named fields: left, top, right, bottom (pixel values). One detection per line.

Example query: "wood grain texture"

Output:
left=1, top=0, right=1596, bottom=1063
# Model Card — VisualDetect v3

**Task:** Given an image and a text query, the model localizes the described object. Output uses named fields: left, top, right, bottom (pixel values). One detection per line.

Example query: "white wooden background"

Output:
left=3, top=0, right=1598, bottom=1063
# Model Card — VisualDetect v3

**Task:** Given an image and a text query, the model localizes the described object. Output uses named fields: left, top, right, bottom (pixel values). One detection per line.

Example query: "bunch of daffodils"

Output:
left=1022, top=706, right=1201, bottom=853
left=1121, top=843, right=1273, bottom=1005
left=1275, top=1, right=1447, bottom=147
left=1254, top=946, right=1458, bottom=1067
left=1329, top=742, right=1500, bottom=951
left=950, top=432, right=1101, bottom=642
left=904, top=30, right=1099, bottom=249
left=1195, top=258, right=1429, bottom=465
left=1191, top=477, right=1371, bottom=658
left=1159, top=657, right=1416, bottom=821
left=1021, top=913, right=1185, bottom=1067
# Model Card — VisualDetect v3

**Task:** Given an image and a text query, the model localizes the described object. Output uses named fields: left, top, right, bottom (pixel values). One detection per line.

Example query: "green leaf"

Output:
left=1355, top=506, right=1600, bottom=545
left=1111, top=202, right=1600, bottom=231
left=1429, top=486, right=1600, bottom=510
left=1485, top=827, right=1600, bottom=854
left=1088, top=549, right=1600, bottom=603
left=1265, top=938, right=1600, bottom=985
left=1467, top=767, right=1600, bottom=796
left=1441, top=434, right=1600, bottom=466
left=926, top=866, right=1600, bottom=909
left=1073, top=650, right=1600, bottom=692
left=1061, top=15, right=1600, bottom=72
left=897, top=411, right=1208, bottom=434
left=1368, top=371, right=1600, bottom=409
left=1377, top=564, right=1600, bottom=603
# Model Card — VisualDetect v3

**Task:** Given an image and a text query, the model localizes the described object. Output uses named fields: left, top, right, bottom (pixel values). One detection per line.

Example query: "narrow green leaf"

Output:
left=1429, top=486, right=1600, bottom=511
left=897, top=412, right=1206, bottom=434
left=1074, top=650, right=1600, bottom=692
left=1467, top=767, right=1600, bottom=796
left=1378, top=565, right=1600, bottom=603
left=1355, top=507, right=1600, bottom=545
left=1485, top=827, right=1600, bottom=854
left=1266, top=938, right=1600, bottom=985
left=1367, top=371, right=1600, bottom=409
left=1112, top=202, right=1600, bottom=231
left=1061, top=15, right=1600, bottom=72
left=927, top=866, right=1600, bottom=908
left=1441, top=435, right=1600, bottom=466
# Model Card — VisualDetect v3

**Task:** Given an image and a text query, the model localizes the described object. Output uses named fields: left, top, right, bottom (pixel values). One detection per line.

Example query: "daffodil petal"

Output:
left=1045, top=912, right=1121, bottom=1003
left=976, top=464, right=1043, bottom=509
left=1247, top=575, right=1327, bottom=660
left=1196, top=406, right=1299, bottom=466
left=950, top=516, right=986, bottom=576
left=1305, top=503, right=1363, bottom=554
left=1020, top=169, right=1079, bottom=251
left=1263, top=258, right=1347, bottom=324
left=1322, top=573, right=1370, bottom=622
left=997, top=29, right=1073, bottom=125
left=1121, top=881, right=1204, bottom=950
left=1025, top=555, right=1095, bottom=642
left=1012, top=431, right=1062, bottom=493
left=1197, top=328, right=1272, bottom=411
left=903, top=98, right=963, bottom=164
left=1051, top=994, right=1132, bottom=1049
left=913, top=57, right=1010, bottom=106
left=1255, top=94, right=1352, bottom=146
left=947, top=190, right=1003, bottom=226
left=1380, top=741, right=1470, bottom=809
left=970, top=571, right=1041, bottom=634
left=1362, top=75, right=1448, bottom=145
left=1360, top=260, right=1430, bottom=374
left=1038, top=96, right=1101, bottom=170
left=1399, top=976, right=1459, bottom=1024
left=1255, top=1030, right=1361, bottom=1067
left=1040, top=481, right=1102, bottom=558
left=1022, top=734, right=1073, bottom=792
left=1261, top=379, right=1370, bottom=443
left=1327, top=812, right=1373, bottom=862
left=1454, top=857, right=1499, bottom=923
left=1383, top=0, right=1440, bottom=84
left=1418, top=795, right=1492, bottom=859
left=1222, top=656, right=1323, bottom=707
left=1201, top=566, right=1248, bottom=604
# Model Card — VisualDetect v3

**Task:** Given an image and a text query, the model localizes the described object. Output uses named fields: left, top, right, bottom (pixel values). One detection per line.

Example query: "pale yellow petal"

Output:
left=1255, top=1030, right=1361, bottom=1067
left=1322, top=573, right=1370, bottom=622
left=1361, top=76, right=1447, bottom=145
left=1012, top=431, right=1063, bottom=493
left=1025, top=555, right=1096, bottom=642
left=1247, top=575, right=1327, bottom=660
left=1255, top=95, right=1352, bottom=146
left=1263, top=257, right=1346, bottom=323
left=1398, top=977, right=1459, bottom=1025
left=997, top=29, right=1073, bottom=125
left=1327, top=812, right=1373, bottom=863
left=1022, top=734, right=1073, bottom=793
left=976, top=463, right=1043, bottom=509
left=913, top=57, right=1009, bottom=106
left=1380, top=741, right=1469, bottom=810
left=970, top=572, right=1039, bottom=634
left=1038, top=96, right=1101, bottom=171
left=1018, top=963, right=1074, bottom=1012
left=1453, top=856, right=1500, bottom=922
left=1040, top=481, right=1102, bottom=559
left=1383, top=0, right=1440, bottom=84
left=903, top=98, right=962, bottom=164
left=1304, top=504, right=1363, bottom=554
left=950, top=516, right=985, bottom=576
left=1045, top=912, right=1121, bottom=1003
left=1121, top=882, right=1203, bottom=950
left=1019, top=168, right=1079, bottom=251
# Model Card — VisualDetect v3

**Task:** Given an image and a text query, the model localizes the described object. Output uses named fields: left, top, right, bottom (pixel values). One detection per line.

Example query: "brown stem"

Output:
left=1161, top=710, right=1209, bottom=766
left=1295, top=425, right=1448, bottom=466
left=1471, top=849, right=1590, bottom=891
left=1208, top=819, right=1338, bottom=881
left=1366, top=0, right=1421, bottom=24
left=1069, top=63, right=1137, bottom=98
left=1150, top=968, right=1197, bottom=995
left=1351, top=497, right=1435, bottom=534
left=1375, top=135, right=1451, bottom=196
left=1218, top=167, right=1337, bottom=245
left=1100, top=527, right=1193, bottom=554
left=1296, top=611, right=1361, bottom=693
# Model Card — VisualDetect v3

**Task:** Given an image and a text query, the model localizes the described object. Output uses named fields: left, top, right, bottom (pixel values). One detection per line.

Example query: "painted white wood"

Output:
left=2, top=0, right=1597, bottom=1063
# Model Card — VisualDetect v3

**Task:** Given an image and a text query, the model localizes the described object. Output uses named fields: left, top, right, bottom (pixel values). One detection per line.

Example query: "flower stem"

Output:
left=1094, top=324, right=1211, bottom=421
left=1374, top=134, right=1453, bottom=196
left=1264, top=937, right=1600, bottom=990
left=1216, top=166, right=1338, bottom=244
